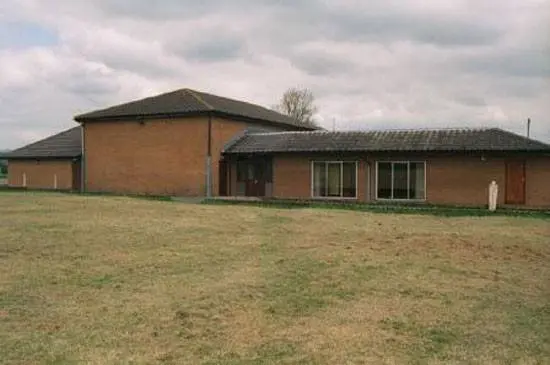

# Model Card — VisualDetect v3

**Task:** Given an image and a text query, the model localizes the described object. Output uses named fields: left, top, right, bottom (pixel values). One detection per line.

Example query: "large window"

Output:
left=312, top=161, right=357, bottom=198
left=376, top=162, right=425, bottom=200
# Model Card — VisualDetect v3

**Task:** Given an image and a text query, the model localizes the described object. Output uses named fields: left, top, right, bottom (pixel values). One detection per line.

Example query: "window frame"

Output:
left=310, top=161, right=358, bottom=199
left=375, top=161, right=427, bottom=201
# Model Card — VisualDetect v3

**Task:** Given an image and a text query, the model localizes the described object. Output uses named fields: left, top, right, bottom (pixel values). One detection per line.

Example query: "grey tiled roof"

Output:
left=74, top=88, right=317, bottom=130
left=5, top=127, right=82, bottom=159
left=224, top=128, right=550, bottom=154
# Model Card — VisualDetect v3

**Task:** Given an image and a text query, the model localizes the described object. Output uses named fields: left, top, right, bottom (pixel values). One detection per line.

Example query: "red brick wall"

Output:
left=8, top=160, right=75, bottom=190
left=85, top=118, right=209, bottom=196
left=84, top=116, right=248, bottom=196
left=269, top=154, right=549, bottom=207
left=526, top=157, right=550, bottom=207
left=424, top=156, right=506, bottom=206
left=272, top=156, right=312, bottom=198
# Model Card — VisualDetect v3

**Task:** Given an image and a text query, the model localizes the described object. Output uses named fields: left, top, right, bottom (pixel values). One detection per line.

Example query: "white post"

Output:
left=54, top=174, right=58, bottom=190
left=488, top=181, right=498, bottom=211
left=22, top=173, right=27, bottom=188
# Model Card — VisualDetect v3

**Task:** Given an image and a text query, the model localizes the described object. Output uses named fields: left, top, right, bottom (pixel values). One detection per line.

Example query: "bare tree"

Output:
left=275, top=88, right=319, bottom=127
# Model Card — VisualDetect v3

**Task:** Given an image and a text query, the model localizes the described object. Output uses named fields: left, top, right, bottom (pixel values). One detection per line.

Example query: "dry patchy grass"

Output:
left=0, top=192, right=549, bottom=364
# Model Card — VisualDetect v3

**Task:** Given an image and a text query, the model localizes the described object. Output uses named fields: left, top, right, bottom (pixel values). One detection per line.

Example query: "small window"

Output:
left=376, top=161, right=425, bottom=200
left=312, top=161, right=357, bottom=198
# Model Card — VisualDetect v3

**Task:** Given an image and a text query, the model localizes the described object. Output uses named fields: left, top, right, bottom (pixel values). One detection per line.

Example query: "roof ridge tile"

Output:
left=183, top=88, right=215, bottom=110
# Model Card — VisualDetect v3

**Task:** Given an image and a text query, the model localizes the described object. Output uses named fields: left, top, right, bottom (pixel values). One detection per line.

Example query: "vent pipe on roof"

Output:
left=527, top=118, right=531, bottom=138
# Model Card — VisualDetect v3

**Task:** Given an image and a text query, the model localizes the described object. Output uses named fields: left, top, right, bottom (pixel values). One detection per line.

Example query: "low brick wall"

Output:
left=7, top=160, right=76, bottom=190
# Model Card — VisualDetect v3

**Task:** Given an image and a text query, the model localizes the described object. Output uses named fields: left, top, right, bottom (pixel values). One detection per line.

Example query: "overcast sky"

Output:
left=0, top=0, right=549, bottom=149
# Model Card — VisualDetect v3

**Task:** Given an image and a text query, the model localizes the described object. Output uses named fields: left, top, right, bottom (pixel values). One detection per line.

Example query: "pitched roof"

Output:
left=5, top=127, right=82, bottom=159
left=74, top=88, right=317, bottom=130
left=224, top=128, right=550, bottom=154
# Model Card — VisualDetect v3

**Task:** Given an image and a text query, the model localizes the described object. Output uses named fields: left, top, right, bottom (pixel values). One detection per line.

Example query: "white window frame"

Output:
left=310, top=161, right=358, bottom=199
left=375, top=161, right=427, bottom=201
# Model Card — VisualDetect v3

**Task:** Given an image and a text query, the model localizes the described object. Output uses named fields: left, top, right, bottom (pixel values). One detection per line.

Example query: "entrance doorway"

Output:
left=237, top=158, right=271, bottom=197
left=505, top=161, right=525, bottom=205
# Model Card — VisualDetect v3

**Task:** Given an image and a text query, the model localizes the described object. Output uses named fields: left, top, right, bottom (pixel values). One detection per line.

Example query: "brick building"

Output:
left=223, top=130, right=550, bottom=207
left=5, top=127, right=82, bottom=191
left=5, top=88, right=550, bottom=207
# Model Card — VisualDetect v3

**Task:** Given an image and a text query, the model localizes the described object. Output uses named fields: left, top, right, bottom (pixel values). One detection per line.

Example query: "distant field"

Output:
left=1, top=192, right=549, bottom=364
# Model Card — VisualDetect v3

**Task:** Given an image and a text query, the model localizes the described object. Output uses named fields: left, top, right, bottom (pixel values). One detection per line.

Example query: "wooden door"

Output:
left=245, top=161, right=266, bottom=197
left=505, top=161, right=525, bottom=205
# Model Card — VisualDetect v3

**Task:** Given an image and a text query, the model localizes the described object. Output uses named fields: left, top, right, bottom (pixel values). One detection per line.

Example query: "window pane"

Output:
left=254, top=162, right=265, bottom=180
left=410, top=162, right=425, bottom=199
left=393, top=163, right=408, bottom=199
left=342, top=163, right=356, bottom=197
left=377, top=163, right=392, bottom=199
left=313, top=162, right=326, bottom=197
left=327, top=163, right=341, bottom=196
left=237, top=162, right=247, bottom=182
left=247, top=164, right=255, bottom=180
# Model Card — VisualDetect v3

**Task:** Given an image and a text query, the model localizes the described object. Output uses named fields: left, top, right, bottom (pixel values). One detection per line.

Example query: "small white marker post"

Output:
left=488, top=181, right=498, bottom=212
left=54, top=174, right=58, bottom=190
left=22, top=173, right=27, bottom=188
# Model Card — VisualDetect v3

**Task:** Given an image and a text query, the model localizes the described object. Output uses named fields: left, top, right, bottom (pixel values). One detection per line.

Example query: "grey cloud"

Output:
left=99, top=54, right=178, bottom=78
left=453, top=95, right=487, bottom=108
left=55, top=69, right=121, bottom=97
left=289, top=50, right=356, bottom=76
left=95, top=0, right=294, bottom=20
left=460, top=48, right=550, bottom=78
left=96, top=0, right=504, bottom=47
left=173, top=36, right=246, bottom=62
left=97, top=0, right=198, bottom=19
left=324, top=11, right=503, bottom=47
left=247, top=3, right=505, bottom=49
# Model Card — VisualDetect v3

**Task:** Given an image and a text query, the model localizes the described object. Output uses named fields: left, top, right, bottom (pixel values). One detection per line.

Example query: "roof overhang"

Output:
left=5, top=155, right=82, bottom=161
left=75, top=110, right=318, bottom=131
left=223, top=149, right=550, bottom=156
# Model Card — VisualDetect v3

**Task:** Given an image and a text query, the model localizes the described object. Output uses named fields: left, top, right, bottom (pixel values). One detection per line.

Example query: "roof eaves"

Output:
left=6, top=154, right=81, bottom=160
left=74, top=110, right=208, bottom=123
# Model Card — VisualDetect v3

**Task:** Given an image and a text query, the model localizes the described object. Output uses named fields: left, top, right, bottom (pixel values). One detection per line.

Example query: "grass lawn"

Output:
left=1, top=192, right=549, bottom=364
